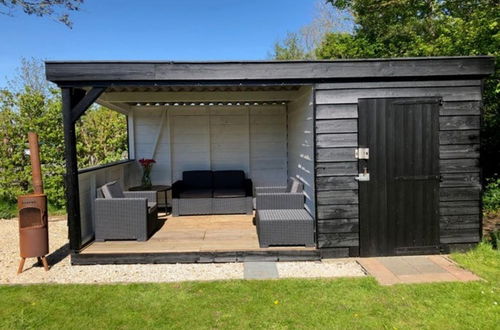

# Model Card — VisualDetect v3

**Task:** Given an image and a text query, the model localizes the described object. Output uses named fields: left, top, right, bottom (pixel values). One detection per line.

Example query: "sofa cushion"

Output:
left=213, top=188, right=246, bottom=198
left=213, top=170, right=245, bottom=189
left=101, top=181, right=125, bottom=198
left=183, top=170, right=213, bottom=189
left=179, top=188, right=213, bottom=199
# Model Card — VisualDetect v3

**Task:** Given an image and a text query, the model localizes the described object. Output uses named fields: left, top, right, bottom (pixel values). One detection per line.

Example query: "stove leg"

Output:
left=41, top=256, right=49, bottom=271
left=37, top=257, right=42, bottom=266
left=17, top=258, right=26, bottom=274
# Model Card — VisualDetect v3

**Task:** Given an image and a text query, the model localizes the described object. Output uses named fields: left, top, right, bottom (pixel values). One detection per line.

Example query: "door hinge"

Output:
left=355, top=148, right=369, bottom=159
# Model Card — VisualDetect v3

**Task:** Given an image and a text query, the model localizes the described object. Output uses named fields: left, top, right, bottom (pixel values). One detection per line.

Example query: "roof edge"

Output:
left=46, top=56, right=495, bottom=84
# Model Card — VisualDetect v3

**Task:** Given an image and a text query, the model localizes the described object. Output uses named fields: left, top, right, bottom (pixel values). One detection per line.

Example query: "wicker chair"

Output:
left=255, top=178, right=315, bottom=248
left=94, top=181, right=160, bottom=241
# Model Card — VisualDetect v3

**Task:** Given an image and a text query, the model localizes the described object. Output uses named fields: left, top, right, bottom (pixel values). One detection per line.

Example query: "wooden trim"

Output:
left=46, top=57, right=495, bottom=83
left=101, top=90, right=299, bottom=103
left=127, top=112, right=135, bottom=159
left=78, top=159, right=135, bottom=174
left=312, top=85, right=319, bottom=249
left=62, top=88, right=82, bottom=251
left=150, top=110, right=166, bottom=159
left=71, top=250, right=321, bottom=264
left=97, top=99, right=130, bottom=114
left=71, top=87, right=106, bottom=122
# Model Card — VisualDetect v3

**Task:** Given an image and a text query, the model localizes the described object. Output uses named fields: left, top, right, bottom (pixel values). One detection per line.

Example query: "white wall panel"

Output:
left=171, top=112, right=210, bottom=181
left=210, top=108, right=250, bottom=173
left=287, top=88, right=316, bottom=216
left=132, top=105, right=287, bottom=186
left=250, top=106, right=287, bottom=186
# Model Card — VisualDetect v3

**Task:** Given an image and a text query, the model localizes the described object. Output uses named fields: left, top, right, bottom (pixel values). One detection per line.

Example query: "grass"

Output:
left=0, top=245, right=498, bottom=329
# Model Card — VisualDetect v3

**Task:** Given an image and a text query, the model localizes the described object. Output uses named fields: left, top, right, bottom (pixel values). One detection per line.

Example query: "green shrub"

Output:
left=485, top=230, right=499, bottom=249
left=483, top=177, right=500, bottom=213
left=0, top=200, right=17, bottom=219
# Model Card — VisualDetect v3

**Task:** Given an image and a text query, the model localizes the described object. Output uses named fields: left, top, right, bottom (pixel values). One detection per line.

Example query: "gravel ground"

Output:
left=277, top=261, right=366, bottom=278
left=0, top=218, right=365, bottom=285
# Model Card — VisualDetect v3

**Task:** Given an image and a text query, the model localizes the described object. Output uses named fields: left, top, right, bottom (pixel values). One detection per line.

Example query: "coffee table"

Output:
left=129, top=185, right=171, bottom=211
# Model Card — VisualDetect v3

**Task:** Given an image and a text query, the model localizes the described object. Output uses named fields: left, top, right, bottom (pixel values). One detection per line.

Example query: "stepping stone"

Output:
left=377, top=256, right=447, bottom=276
left=244, top=262, right=279, bottom=279
left=377, top=257, right=419, bottom=276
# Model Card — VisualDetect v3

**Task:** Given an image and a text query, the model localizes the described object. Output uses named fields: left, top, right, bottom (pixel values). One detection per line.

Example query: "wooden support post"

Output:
left=62, top=87, right=106, bottom=251
left=62, top=88, right=82, bottom=251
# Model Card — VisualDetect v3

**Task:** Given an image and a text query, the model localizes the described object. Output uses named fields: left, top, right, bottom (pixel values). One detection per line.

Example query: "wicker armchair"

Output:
left=94, top=181, right=160, bottom=241
left=255, top=178, right=314, bottom=248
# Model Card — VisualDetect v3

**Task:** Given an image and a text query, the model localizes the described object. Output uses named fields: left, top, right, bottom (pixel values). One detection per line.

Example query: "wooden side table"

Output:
left=128, top=185, right=171, bottom=211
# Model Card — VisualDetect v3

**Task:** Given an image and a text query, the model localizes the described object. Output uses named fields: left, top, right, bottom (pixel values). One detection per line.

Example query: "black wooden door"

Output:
left=358, top=98, right=441, bottom=256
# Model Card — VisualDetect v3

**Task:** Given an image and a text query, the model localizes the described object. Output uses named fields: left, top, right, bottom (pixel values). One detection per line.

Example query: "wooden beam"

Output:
left=97, top=99, right=131, bottom=115
left=72, top=87, right=106, bottom=122
left=150, top=110, right=166, bottom=159
left=127, top=112, right=135, bottom=159
left=45, top=57, right=495, bottom=83
left=100, top=90, right=299, bottom=103
left=62, top=88, right=82, bottom=251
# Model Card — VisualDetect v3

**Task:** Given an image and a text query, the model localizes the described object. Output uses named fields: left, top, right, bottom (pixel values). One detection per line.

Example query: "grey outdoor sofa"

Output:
left=255, top=178, right=315, bottom=247
left=94, top=181, right=161, bottom=241
left=172, top=170, right=253, bottom=216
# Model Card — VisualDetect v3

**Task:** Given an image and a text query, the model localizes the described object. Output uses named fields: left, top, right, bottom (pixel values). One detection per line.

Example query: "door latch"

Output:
left=355, top=148, right=369, bottom=159
left=355, top=167, right=370, bottom=182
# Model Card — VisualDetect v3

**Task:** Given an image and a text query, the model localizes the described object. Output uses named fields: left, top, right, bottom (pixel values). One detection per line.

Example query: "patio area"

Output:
left=82, top=212, right=316, bottom=254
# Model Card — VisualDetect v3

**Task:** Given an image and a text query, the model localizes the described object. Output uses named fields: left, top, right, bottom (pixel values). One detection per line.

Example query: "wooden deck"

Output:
left=80, top=213, right=317, bottom=257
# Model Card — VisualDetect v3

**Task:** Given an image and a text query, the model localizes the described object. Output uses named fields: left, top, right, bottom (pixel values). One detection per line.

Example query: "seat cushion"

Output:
left=257, top=209, right=313, bottom=221
left=213, top=188, right=246, bottom=198
left=179, top=188, right=212, bottom=198
left=213, top=170, right=245, bottom=189
left=183, top=171, right=213, bottom=189
left=101, top=181, right=125, bottom=198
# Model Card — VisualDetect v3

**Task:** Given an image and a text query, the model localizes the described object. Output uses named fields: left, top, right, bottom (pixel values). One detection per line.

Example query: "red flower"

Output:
left=139, top=158, right=156, bottom=167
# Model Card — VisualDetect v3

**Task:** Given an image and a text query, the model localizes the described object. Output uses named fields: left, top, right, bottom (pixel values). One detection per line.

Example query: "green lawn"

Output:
left=1, top=245, right=498, bottom=329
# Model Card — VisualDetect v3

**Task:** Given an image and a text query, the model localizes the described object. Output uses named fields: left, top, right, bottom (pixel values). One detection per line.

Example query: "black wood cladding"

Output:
left=315, top=82, right=483, bottom=250
left=45, top=57, right=494, bottom=83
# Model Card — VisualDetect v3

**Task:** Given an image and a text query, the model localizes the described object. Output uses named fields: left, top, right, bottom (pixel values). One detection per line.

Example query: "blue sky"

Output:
left=0, top=0, right=319, bottom=87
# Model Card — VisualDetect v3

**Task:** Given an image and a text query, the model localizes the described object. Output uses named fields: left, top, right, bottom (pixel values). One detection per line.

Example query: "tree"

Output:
left=318, top=0, right=499, bottom=180
left=76, top=106, right=128, bottom=168
left=0, top=59, right=128, bottom=213
left=271, top=0, right=352, bottom=59
left=322, top=0, right=499, bottom=58
left=273, top=32, right=309, bottom=60
left=0, top=0, right=83, bottom=27
left=7, top=57, right=52, bottom=96
left=0, top=87, right=66, bottom=207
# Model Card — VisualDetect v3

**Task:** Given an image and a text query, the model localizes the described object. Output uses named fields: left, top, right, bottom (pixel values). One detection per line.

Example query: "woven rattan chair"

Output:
left=94, top=181, right=160, bottom=241
left=255, top=178, right=314, bottom=247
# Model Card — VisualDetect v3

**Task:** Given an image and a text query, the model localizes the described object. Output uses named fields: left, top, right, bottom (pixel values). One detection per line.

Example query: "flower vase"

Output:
left=141, top=168, right=152, bottom=189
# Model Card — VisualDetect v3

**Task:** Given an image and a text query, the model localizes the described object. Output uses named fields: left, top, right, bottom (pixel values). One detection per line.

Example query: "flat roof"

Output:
left=45, top=56, right=494, bottom=85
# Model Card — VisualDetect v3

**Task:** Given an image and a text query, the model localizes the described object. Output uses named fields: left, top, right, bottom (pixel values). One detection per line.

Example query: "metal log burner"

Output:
left=17, top=132, right=49, bottom=274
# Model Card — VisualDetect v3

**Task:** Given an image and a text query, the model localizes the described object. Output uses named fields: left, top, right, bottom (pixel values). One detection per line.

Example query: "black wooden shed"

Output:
left=45, top=56, right=495, bottom=264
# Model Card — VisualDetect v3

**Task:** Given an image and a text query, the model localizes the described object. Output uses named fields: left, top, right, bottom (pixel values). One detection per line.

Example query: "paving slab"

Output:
left=244, top=262, right=279, bottom=279
left=358, top=255, right=481, bottom=285
left=377, top=256, right=447, bottom=276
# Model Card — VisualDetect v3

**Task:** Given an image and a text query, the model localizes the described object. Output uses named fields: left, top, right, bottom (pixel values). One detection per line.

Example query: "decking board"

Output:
left=81, top=214, right=316, bottom=254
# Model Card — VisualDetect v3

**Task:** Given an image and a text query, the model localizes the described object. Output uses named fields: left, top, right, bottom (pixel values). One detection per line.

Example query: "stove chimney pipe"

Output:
left=28, top=132, right=43, bottom=194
